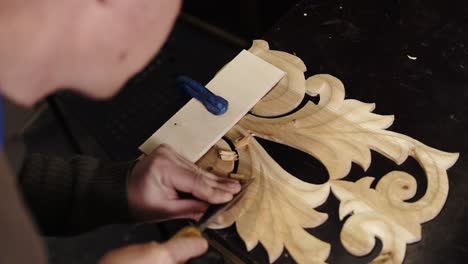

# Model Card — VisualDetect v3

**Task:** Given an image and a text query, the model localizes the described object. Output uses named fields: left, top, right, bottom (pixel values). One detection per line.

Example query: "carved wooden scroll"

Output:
left=196, top=40, right=459, bottom=263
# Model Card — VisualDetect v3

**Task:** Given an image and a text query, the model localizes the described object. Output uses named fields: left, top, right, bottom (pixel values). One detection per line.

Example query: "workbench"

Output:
left=48, top=0, right=468, bottom=263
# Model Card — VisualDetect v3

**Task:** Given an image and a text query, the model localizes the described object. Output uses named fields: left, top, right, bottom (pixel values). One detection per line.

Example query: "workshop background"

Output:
left=7, top=0, right=468, bottom=263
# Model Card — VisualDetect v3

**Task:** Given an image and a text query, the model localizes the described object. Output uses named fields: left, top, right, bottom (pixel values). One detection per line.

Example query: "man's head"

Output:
left=0, top=0, right=181, bottom=106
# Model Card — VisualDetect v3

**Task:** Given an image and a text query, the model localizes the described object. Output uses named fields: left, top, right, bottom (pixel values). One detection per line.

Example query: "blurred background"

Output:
left=183, top=0, right=297, bottom=41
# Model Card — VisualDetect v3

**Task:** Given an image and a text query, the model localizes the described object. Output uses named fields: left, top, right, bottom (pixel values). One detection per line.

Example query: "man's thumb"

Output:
left=163, top=236, right=209, bottom=263
left=99, top=238, right=208, bottom=264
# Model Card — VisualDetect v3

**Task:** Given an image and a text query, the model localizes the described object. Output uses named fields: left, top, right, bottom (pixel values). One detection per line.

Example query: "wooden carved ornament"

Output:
left=196, top=40, right=459, bottom=263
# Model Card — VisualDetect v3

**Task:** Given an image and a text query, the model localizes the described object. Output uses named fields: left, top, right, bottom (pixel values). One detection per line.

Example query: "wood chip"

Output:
left=219, top=150, right=239, bottom=161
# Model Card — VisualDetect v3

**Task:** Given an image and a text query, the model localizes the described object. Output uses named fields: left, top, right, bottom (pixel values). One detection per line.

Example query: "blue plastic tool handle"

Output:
left=176, top=75, right=228, bottom=116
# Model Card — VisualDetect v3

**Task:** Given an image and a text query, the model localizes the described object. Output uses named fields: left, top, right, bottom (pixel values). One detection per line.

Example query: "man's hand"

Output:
left=127, top=144, right=241, bottom=221
left=99, top=237, right=208, bottom=264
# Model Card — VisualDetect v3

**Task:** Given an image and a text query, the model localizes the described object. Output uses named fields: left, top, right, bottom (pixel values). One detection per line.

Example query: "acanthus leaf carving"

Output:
left=196, top=40, right=459, bottom=264
left=208, top=126, right=331, bottom=264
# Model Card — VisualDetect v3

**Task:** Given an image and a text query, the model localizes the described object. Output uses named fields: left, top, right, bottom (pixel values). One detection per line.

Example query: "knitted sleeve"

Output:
left=18, top=154, right=136, bottom=236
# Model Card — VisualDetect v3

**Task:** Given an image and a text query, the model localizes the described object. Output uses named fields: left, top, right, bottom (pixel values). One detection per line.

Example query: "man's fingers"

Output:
left=164, top=237, right=208, bottom=263
left=155, top=144, right=241, bottom=204
left=159, top=143, right=241, bottom=193
left=170, top=148, right=234, bottom=185
left=191, top=170, right=242, bottom=203
left=209, top=178, right=241, bottom=193
left=192, top=182, right=234, bottom=204
left=168, top=165, right=237, bottom=204
left=99, top=242, right=169, bottom=264
left=189, top=169, right=241, bottom=204
left=99, top=238, right=208, bottom=264
left=166, top=200, right=209, bottom=220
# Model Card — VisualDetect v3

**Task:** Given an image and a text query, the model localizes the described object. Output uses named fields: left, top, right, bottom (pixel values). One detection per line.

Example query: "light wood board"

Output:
left=139, top=50, right=284, bottom=162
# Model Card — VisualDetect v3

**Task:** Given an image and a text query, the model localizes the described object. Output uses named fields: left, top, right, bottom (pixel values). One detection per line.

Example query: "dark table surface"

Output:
left=53, top=0, right=468, bottom=263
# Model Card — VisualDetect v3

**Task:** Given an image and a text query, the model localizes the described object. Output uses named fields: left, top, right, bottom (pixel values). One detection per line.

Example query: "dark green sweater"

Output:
left=19, top=154, right=135, bottom=236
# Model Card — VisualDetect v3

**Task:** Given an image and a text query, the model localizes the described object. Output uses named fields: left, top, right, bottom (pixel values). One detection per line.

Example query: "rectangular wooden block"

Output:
left=139, top=50, right=285, bottom=162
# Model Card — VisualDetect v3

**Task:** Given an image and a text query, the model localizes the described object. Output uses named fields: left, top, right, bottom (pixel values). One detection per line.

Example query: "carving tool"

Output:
left=172, top=178, right=254, bottom=240
left=140, top=50, right=285, bottom=162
